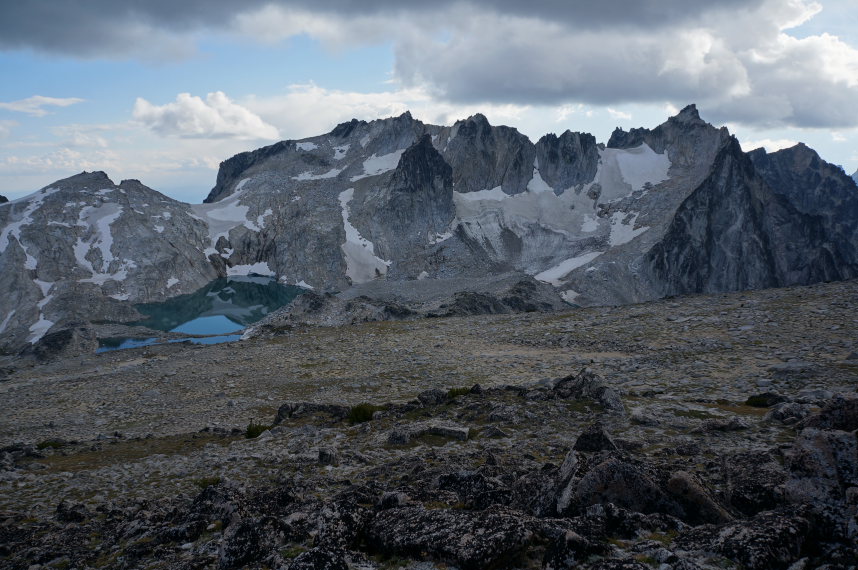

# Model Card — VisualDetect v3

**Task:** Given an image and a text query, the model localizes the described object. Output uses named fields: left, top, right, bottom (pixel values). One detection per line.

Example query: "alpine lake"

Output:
left=97, top=276, right=306, bottom=352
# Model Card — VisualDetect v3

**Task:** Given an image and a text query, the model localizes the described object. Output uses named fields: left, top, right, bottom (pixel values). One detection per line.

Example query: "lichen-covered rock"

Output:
left=367, top=505, right=534, bottom=569
left=675, top=508, right=812, bottom=570
left=286, top=546, right=349, bottom=570
left=542, top=529, right=605, bottom=570
left=723, top=451, right=787, bottom=516
left=765, top=401, right=811, bottom=424
left=553, top=369, right=626, bottom=414
left=219, top=516, right=286, bottom=569
left=573, top=422, right=618, bottom=452
left=800, top=394, right=858, bottom=431
left=567, top=457, right=681, bottom=518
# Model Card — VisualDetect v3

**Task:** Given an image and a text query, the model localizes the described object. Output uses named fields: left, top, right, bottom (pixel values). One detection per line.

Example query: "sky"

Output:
left=1, top=0, right=857, bottom=203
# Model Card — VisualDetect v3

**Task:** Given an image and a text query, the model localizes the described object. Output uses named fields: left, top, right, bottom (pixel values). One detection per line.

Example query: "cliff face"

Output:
left=2, top=106, right=857, bottom=353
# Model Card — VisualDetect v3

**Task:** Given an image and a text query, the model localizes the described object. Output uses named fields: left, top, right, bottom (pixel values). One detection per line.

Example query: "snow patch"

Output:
left=338, top=188, right=391, bottom=284
left=28, top=315, right=53, bottom=344
left=0, top=187, right=60, bottom=266
left=227, top=262, right=275, bottom=277
left=110, top=293, right=130, bottom=301
left=609, top=212, right=649, bottom=246
left=153, top=225, right=164, bottom=233
left=359, top=134, right=371, bottom=148
left=561, top=290, right=580, bottom=303
left=429, top=231, right=454, bottom=245
left=333, top=144, right=350, bottom=160
left=613, top=143, right=671, bottom=192
left=581, top=215, right=599, bottom=233
left=350, top=149, right=405, bottom=181
left=296, top=141, right=318, bottom=151
left=293, top=168, right=342, bottom=181
left=75, top=202, right=136, bottom=284
left=534, top=251, right=604, bottom=286
left=234, top=178, right=251, bottom=192
left=526, top=166, right=553, bottom=194
left=167, top=277, right=179, bottom=288
left=456, top=186, right=508, bottom=202
left=296, top=280, right=314, bottom=290
left=417, top=271, right=429, bottom=280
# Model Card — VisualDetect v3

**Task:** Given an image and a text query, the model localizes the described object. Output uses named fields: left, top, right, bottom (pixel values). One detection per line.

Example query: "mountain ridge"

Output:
left=1, top=105, right=857, bottom=354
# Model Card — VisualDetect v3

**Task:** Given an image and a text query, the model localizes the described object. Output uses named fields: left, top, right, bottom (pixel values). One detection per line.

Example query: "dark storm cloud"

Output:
left=2, top=1, right=856, bottom=130
left=0, top=0, right=759, bottom=56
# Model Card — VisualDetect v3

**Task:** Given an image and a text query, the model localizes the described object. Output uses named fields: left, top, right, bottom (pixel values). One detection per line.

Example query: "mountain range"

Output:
left=1, top=104, right=857, bottom=354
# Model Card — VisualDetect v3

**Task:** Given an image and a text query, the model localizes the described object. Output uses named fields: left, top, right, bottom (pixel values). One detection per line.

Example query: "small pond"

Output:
left=97, top=276, right=305, bottom=352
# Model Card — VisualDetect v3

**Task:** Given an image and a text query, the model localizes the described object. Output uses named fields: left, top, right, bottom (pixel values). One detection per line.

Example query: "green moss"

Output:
left=447, top=386, right=471, bottom=399
left=193, top=476, right=222, bottom=489
left=36, top=439, right=66, bottom=450
left=673, top=408, right=717, bottom=420
left=281, top=545, right=308, bottom=559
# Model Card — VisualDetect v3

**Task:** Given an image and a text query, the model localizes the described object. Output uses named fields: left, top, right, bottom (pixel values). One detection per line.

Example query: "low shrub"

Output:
left=245, top=419, right=272, bottom=439
left=447, top=386, right=471, bottom=399
left=348, top=403, right=384, bottom=425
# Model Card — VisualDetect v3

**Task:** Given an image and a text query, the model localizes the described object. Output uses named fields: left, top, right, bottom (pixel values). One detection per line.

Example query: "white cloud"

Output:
left=133, top=91, right=279, bottom=140
left=0, top=120, right=16, bottom=138
left=739, top=138, right=800, bottom=153
left=606, top=108, right=632, bottom=121
left=0, top=96, right=85, bottom=117
left=0, top=147, right=121, bottom=175
left=245, top=83, right=531, bottom=140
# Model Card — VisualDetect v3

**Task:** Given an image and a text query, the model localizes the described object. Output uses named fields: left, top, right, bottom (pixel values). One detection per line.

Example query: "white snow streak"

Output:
left=293, top=168, right=342, bottom=181
left=296, top=141, right=318, bottom=151
left=167, top=277, right=180, bottom=288
left=0, top=310, right=15, bottom=335
left=338, top=188, right=390, bottom=284
left=350, top=149, right=405, bottom=181
left=534, top=251, right=604, bottom=286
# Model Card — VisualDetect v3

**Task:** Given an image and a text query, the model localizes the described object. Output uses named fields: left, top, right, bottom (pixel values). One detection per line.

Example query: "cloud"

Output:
left=1, top=1, right=857, bottom=131
left=739, top=137, right=800, bottom=153
left=133, top=92, right=279, bottom=140
left=0, top=0, right=761, bottom=58
left=244, top=83, right=532, bottom=140
left=0, top=96, right=84, bottom=117
left=606, top=108, right=632, bottom=121
left=0, top=147, right=120, bottom=176
left=0, top=120, right=16, bottom=138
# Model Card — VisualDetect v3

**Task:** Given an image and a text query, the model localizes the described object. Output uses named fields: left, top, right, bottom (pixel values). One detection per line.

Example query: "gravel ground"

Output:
left=1, top=278, right=856, bottom=521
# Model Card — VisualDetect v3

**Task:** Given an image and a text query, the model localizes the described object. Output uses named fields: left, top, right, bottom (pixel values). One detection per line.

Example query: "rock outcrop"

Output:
left=243, top=273, right=568, bottom=337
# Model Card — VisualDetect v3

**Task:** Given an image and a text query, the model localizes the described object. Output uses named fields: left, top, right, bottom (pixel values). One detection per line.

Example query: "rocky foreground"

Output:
left=1, top=279, right=857, bottom=569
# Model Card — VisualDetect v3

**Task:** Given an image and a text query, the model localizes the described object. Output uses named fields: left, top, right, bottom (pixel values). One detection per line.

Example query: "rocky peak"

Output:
left=61, top=171, right=115, bottom=189
left=204, top=140, right=292, bottom=203
left=390, top=134, right=453, bottom=192
left=0, top=195, right=7, bottom=204
left=330, top=118, right=367, bottom=138
left=852, top=169, right=858, bottom=185
left=534, top=130, right=599, bottom=193
left=444, top=113, right=535, bottom=195
left=671, top=103, right=703, bottom=124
